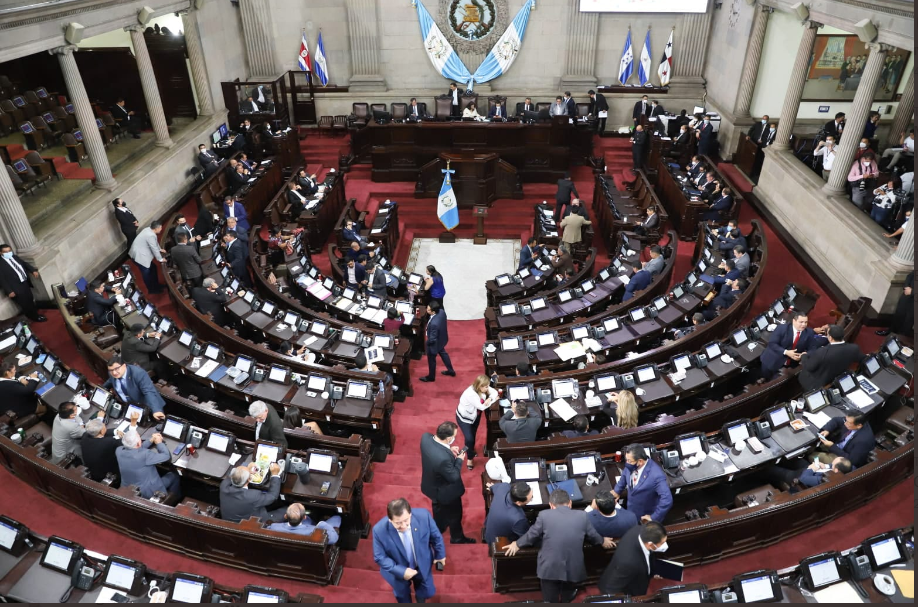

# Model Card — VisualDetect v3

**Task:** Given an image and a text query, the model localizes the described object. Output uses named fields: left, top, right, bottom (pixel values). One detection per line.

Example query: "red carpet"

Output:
left=0, top=133, right=908, bottom=602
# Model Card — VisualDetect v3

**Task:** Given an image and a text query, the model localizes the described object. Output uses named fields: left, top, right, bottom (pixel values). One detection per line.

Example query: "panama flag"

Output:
left=314, top=31, right=329, bottom=86
left=658, top=30, right=674, bottom=86
left=437, top=166, right=459, bottom=231
left=618, top=29, right=634, bottom=85
left=638, top=29, right=652, bottom=86
left=297, top=31, right=311, bottom=72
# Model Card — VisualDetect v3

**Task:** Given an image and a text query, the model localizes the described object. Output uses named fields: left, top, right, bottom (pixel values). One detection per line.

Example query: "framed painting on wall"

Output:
left=801, top=35, right=910, bottom=101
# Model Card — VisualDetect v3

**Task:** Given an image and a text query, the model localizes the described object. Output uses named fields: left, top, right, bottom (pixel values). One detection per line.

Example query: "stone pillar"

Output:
left=678, top=3, right=714, bottom=83
left=345, top=0, right=386, bottom=91
left=890, top=217, right=914, bottom=268
left=126, top=25, right=174, bottom=148
left=772, top=21, right=820, bottom=151
left=560, top=0, right=599, bottom=89
left=733, top=4, right=772, bottom=117
left=50, top=45, right=117, bottom=191
left=824, top=43, right=889, bottom=195
left=239, top=0, right=280, bottom=78
left=180, top=9, right=215, bottom=116
left=886, top=69, right=913, bottom=147
left=0, top=162, right=41, bottom=257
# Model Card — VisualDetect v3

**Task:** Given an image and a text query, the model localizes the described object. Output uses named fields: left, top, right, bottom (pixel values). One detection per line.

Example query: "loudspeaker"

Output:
left=64, top=22, right=85, bottom=44
left=852, top=18, right=877, bottom=43
left=138, top=6, right=155, bottom=25
left=789, top=2, right=808, bottom=21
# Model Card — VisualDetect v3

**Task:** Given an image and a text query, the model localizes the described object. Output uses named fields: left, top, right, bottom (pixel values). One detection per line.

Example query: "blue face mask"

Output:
left=1, top=252, right=12, bottom=260
left=624, top=463, right=637, bottom=472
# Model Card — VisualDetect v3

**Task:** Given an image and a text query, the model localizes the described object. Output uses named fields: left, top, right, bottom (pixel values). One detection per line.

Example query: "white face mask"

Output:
left=762, top=119, right=767, bottom=124
left=652, top=541, right=669, bottom=553
left=826, top=140, right=834, bottom=146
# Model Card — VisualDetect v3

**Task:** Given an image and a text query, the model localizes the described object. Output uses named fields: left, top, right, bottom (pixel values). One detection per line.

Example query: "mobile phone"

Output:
left=320, top=481, right=331, bottom=496
left=458, top=446, right=469, bottom=454
left=172, top=444, right=185, bottom=456
left=436, top=562, right=445, bottom=571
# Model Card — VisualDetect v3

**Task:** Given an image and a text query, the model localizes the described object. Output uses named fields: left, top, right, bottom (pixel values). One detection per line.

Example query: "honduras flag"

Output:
left=437, top=167, right=459, bottom=231
left=416, top=0, right=472, bottom=87
left=472, top=0, right=534, bottom=86
left=638, top=29, right=652, bottom=86
left=314, top=31, right=329, bottom=86
left=618, top=29, right=634, bottom=85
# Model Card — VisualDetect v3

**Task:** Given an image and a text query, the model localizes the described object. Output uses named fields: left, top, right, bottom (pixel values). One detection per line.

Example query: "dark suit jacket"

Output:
left=516, top=505, right=604, bottom=583
left=170, top=243, right=203, bottom=281
left=555, top=179, right=579, bottom=204
left=598, top=525, right=653, bottom=596
left=632, top=100, right=651, bottom=121
left=228, top=170, right=248, bottom=193
left=297, top=175, right=319, bottom=196
left=823, top=119, right=843, bottom=141
left=488, top=105, right=506, bottom=119
left=419, top=432, right=465, bottom=504
left=703, top=194, right=734, bottom=221
left=747, top=121, right=768, bottom=143
left=0, top=377, right=39, bottom=418
left=195, top=205, right=215, bottom=236
left=256, top=405, right=287, bottom=450
left=641, top=213, right=660, bottom=230
left=102, top=363, right=166, bottom=413
left=799, top=342, right=863, bottom=391
left=81, top=428, right=121, bottom=482
left=674, top=131, right=692, bottom=147
left=484, top=483, right=531, bottom=543
left=760, top=325, right=828, bottom=379
left=198, top=150, right=219, bottom=168
left=192, top=286, right=230, bottom=326
left=0, top=254, right=36, bottom=295
left=820, top=417, right=874, bottom=468
left=565, top=97, right=577, bottom=117
left=225, top=239, right=247, bottom=282
left=425, top=309, right=449, bottom=352
left=518, top=245, right=536, bottom=271
left=761, top=128, right=777, bottom=147
left=114, top=207, right=138, bottom=238
left=589, top=93, right=609, bottom=115
left=697, top=121, right=714, bottom=150
left=121, top=332, right=161, bottom=372
left=87, top=288, right=117, bottom=326
left=612, top=459, right=673, bottom=522
left=111, top=104, right=133, bottom=123
left=219, top=475, right=282, bottom=522
left=499, top=405, right=542, bottom=443
left=632, top=130, right=648, bottom=149
left=650, top=104, right=665, bottom=119
left=286, top=189, right=306, bottom=217
left=622, top=270, right=652, bottom=301
left=241, top=99, right=261, bottom=113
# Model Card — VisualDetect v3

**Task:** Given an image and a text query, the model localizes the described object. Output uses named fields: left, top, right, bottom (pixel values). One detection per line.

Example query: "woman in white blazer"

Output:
left=455, top=374, right=497, bottom=470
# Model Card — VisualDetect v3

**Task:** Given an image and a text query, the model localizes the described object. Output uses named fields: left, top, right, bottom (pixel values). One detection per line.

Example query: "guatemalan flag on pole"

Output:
left=314, top=31, right=329, bottom=86
left=658, top=29, right=673, bottom=86
left=618, top=29, right=634, bottom=85
left=297, top=31, right=312, bottom=72
left=437, top=162, right=459, bottom=231
left=638, top=29, right=652, bottom=86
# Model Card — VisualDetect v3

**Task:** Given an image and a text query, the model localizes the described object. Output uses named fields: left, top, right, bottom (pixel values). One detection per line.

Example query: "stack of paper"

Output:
left=195, top=359, right=220, bottom=378
left=846, top=389, right=873, bottom=409
left=555, top=341, right=587, bottom=361
left=549, top=398, right=577, bottom=421
left=527, top=482, right=543, bottom=505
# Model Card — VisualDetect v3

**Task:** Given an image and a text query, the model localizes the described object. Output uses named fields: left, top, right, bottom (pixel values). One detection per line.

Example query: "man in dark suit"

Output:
left=223, top=195, right=250, bottom=232
left=503, top=488, right=615, bottom=603
left=711, top=258, right=742, bottom=288
left=448, top=82, right=461, bottom=117
left=598, top=522, right=669, bottom=596
left=240, top=95, right=261, bottom=113
left=649, top=99, right=665, bottom=132
left=223, top=229, right=251, bottom=288
left=763, top=456, right=851, bottom=491
left=798, top=325, right=863, bottom=391
left=822, top=112, right=845, bottom=142
left=632, top=94, right=651, bottom=125
left=117, top=430, right=180, bottom=498
left=420, top=301, right=455, bottom=382
left=499, top=401, right=542, bottom=443
left=563, top=92, right=577, bottom=117
left=518, top=97, right=535, bottom=116
left=699, top=172, right=719, bottom=200
left=249, top=400, right=287, bottom=450
left=121, top=323, right=167, bottom=379
left=760, top=311, right=829, bottom=380
left=672, top=124, right=693, bottom=150
left=488, top=100, right=506, bottom=120
left=685, top=156, right=703, bottom=179
left=621, top=261, right=652, bottom=302
left=718, top=227, right=746, bottom=254
left=702, top=186, right=734, bottom=221
left=746, top=115, right=770, bottom=144
left=296, top=169, right=319, bottom=195
left=102, top=355, right=166, bottom=419
left=220, top=462, right=283, bottom=522
left=0, top=361, right=40, bottom=418
left=197, top=143, right=220, bottom=176
left=696, top=115, right=715, bottom=156
left=554, top=173, right=579, bottom=221
left=586, top=490, right=638, bottom=539
left=112, top=98, right=141, bottom=137
left=633, top=206, right=660, bottom=236
left=173, top=214, right=200, bottom=245
left=228, top=163, right=248, bottom=194
left=372, top=498, right=446, bottom=603
left=342, top=220, right=367, bottom=246
left=518, top=237, right=540, bottom=271
left=170, top=233, right=204, bottom=288
left=286, top=182, right=308, bottom=217
left=588, top=89, right=609, bottom=134
left=761, top=123, right=777, bottom=147
left=0, top=244, right=44, bottom=322
left=80, top=417, right=124, bottom=483
left=815, top=414, right=874, bottom=468
left=112, top=198, right=139, bottom=250
left=703, top=277, right=747, bottom=321
left=192, top=278, right=231, bottom=326
left=420, top=421, right=474, bottom=543
left=86, top=279, right=120, bottom=326
left=484, top=481, right=532, bottom=543
left=611, top=445, right=673, bottom=523
left=631, top=124, right=648, bottom=171
left=407, top=97, right=425, bottom=121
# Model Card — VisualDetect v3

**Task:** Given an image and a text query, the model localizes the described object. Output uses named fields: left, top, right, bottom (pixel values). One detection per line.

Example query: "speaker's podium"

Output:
left=473, top=206, right=488, bottom=245
left=416, top=151, right=522, bottom=208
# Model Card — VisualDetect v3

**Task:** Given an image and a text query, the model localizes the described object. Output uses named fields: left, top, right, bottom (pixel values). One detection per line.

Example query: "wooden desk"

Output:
left=654, top=156, right=743, bottom=240
left=415, top=152, right=523, bottom=207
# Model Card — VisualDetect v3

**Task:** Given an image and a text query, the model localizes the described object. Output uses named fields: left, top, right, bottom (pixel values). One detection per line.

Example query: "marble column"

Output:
left=890, top=217, right=914, bottom=268
left=180, top=9, right=215, bottom=116
left=678, top=4, right=714, bottom=83
left=50, top=45, right=117, bottom=191
left=239, top=0, right=280, bottom=78
left=771, top=21, right=820, bottom=151
left=0, top=161, right=41, bottom=257
left=560, top=0, right=599, bottom=89
left=885, top=69, right=913, bottom=147
left=126, top=25, right=174, bottom=148
left=733, top=5, right=772, bottom=117
left=345, top=0, right=386, bottom=91
left=824, top=43, right=889, bottom=195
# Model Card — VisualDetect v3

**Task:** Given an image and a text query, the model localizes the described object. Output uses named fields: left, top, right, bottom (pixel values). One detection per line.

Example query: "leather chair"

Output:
left=576, top=103, right=591, bottom=118
left=1, top=99, right=24, bottom=124
left=25, top=151, right=56, bottom=181
left=332, top=115, right=347, bottom=134
left=19, top=121, right=45, bottom=151
left=351, top=102, right=370, bottom=127
left=31, top=115, right=59, bottom=144
left=435, top=97, right=452, bottom=120
left=11, top=95, right=36, bottom=119
left=40, top=111, right=64, bottom=138
left=11, top=161, right=42, bottom=192
left=0, top=75, right=16, bottom=96
left=36, top=87, right=56, bottom=106
left=6, top=164, right=33, bottom=196
left=62, top=132, right=86, bottom=164
left=101, top=113, right=122, bottom=141
left=390, top=103, right=408, bottom=121
left=459, top=94, right=479, bottom=113
left=536, top=102, right=552, bottom=113
left=25, top=90, right=46, bottom=112
left=0, top=106, right=12, bottom=136
left=369, top=104, right=387, bottom=122
left=486, top=95, right=508, bottom=115
left=53, top=105, right=76, bottom=131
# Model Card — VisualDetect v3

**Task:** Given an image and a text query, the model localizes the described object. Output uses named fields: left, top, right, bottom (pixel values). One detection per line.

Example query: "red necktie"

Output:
left=786, top=331, right=800, bottom=366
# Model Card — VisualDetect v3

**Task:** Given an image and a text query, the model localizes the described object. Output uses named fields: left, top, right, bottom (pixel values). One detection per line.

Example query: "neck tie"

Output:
left=400, top=530, right=416, bottom=569
left=631, top=470, right=639, bottom=487
left=838, top=429, right=856, bottom=449
left=5, top=258, right=26, bottom=282
left=786, top=331, right=800, bottom=366
left=115, top=377, right=129, bottom=403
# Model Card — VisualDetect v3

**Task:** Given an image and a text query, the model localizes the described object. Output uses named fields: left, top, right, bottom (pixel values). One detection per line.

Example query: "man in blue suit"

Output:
left=420, top=301, right=455, bottom=382
left=621, top=261, right=652, bottom=302
left=116, top=429, right=180, bottom=498
left=711, top=258, right=741, bottom=288
left=611, top=445, right=673, bottom=523
left=223, top=230, right=251, bottom=288
left=702, top=277, right=747, bottom=321
left=695, top=115, right=715, bottom=156
left=223, top=195, right=250, bottom=232
left=484, top=481, right=532, bottom=543
left=488, top=100, right=506, bottom=120
left=102, top=355, right=166, bottom=420
left=717, top=227, right=747, bottom=254
left=373, top=498, right=446, bottom=603
left=342, top=220, right=367, bottom=246
left=815, top=414, right=874, bottom=468
left=518, top=237, right=540, bottom=271
left=702, top=187, right=734, bottom=221
left=759, top=311, right=828, bottom=380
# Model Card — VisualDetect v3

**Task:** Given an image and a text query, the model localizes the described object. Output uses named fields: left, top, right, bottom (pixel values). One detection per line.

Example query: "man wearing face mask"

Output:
left=419, top=421, right=475, bottom=544
left=598, top=521, right=669, bottom=596
left=695, top=114, right=714, bottom=156
left=610, top=445, right=672, bottom=523
left=0, top=244, right=45, bottom=322
left=814, top=136, right=838, bottom=181
left=854, top=137, right=874, bottom=160
left=746, top=115, right=770, bottom=144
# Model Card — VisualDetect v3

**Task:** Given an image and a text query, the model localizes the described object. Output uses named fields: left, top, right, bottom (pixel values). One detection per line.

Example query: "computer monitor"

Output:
left=501, top=336, right=522, bottom=352
left=724, top=421, right=751, bottom=445
left=500, top=302, right=518, bottom=316
left=306, top=374, right=327, bottom=391
left=211, top=130, right=221, bottom=145
left=507, top=384, right=534, bottom=402
left=676, top=434, right=703, bottom=458
left=513, top=460, right=541, bottom=481
left=168, top=574, right=213, bottom=603
left=242, top=586, right=289, bottom=604
left=307, top=451, right=336, bottom=473
left=765, top=405, right=791, bottom=430
left=340, top=328, right=360, bottom=344
left=551, top=378, right=578, bottom=399
left=800, top=553, right=844, bottom=591
left=629, top=307, right=646, bottom=322
left=267, top=365, right=289, bottom=384
left=162, top=417, right=188, bottom=442
left=635, top=365, right=657, bottom=384
left=102, top=557, right=144, bottom=593
left=40, top=537, right=82, bottom=574
left=594, top=373, right=617, bottom=393
left=219, top=123, right=229, bottom=138
left=571, top=325, right=590, bottom=340
left=64, top=370, right=81, bottom=392
left=203, top=343, right=221, bottom=361
left=660, top=586, right=704, bottom=603
left=804, top=390, right=828, bottom=413
left=733, top=571, right=782, bottom=603
left=603, top=317, right=620, bottom=333
left=345, top=380, right=371, bottom=400
left=861, top=531, right=908, bottom=570
left=205, top=430, right=234, bottom=454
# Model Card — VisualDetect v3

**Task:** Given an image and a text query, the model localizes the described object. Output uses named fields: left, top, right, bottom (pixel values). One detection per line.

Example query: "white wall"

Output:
left=269, top=0, right=350, bottom=85
left=196, top=0, right=249, bottom=111
left=78, top=13, right=185, bottom=51
left=702, top=0, right=755, bottom=114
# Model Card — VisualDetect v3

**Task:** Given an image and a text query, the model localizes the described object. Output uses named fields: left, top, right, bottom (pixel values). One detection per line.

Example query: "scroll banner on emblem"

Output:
left=415, top=0, right=534, bottom=91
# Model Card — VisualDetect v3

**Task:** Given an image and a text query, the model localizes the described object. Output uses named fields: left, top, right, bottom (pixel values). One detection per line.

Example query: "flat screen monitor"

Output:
left=501, top=336, right=521, bottom=351
left=653, top=297, right=668, bottom=311
left=603, top=317, right=620, bottom=332
left=211, top=130, right=221, bottom=145
left=0, top=519, right=20, bottom=552
left=42, top=354, right=57, bottom=373
left=163, top=418, right=186, bottom=441
left=537, top=332, right=556, bottom=347
left=863, top=356, right=881, bottom=376
left=837, top=374, right=856, bottom=394
left=663, top=588, right=702, bottom=602
left=342, top=287, right=356, bottom=300
left=531, top=297, right=547, bottom=311
left=863, top=532, right=907, bottom=569
left=636, top=366, right=656, bottom=383
left=735, top=573, right=780, bottom=603
left=307, top=375, right=327, bottom=391
left=65, top=371, right=81, bottom=391
left=171, top=576, right=207, bottom=603
left=308, top=452, right=335, bottom=473
left=704, top=342, right=722, bottom=359
left=203, top=344, right=221, bottom=360
left=283, top=312, right=299, bottom=326
left=159, top=317, right=173, bottom=333
left=767, top=406, right=790, bottom=429
left=25, top=337, right=38, bottom=353
left=500, top=302, right=518, bottom=316
left=805, top=390, right=828, bottom=412
left=595, top=374, right=616, bottom=392
left=726, top=422, right=750, bottom=445
left=41, top=539, right=79, bottom=573
left=91, top=387, right=110, bottom=407
left=513, top=461, right=540, bottom=480
left=244, top=588, right=283, bottom=603
left=340, top=328, right=359, bottom=344
left=395, top=300, right=412, bottom=313
left=178, top=330, right=194, bottom=347
left=885, top=338, right=900, bottom=358
left=255, top=442, right=280, bottom=465
left=219, top=123, right=229, bottom=138
left=672, top=355, right=691, bottom=373
left=551, top=378, right=578, bottom=399
left=731, top=329, right=748, bottom=346
left=206, top=431, right=231, bottom=454
left=373, top=335, right=393, bottom=349
left=103, top=559, right=140, bottom=591
left=772, top=300, right=785, bottom=315
left=629, top=308, right=646, bottom=322
left=367, top=295, right=382, bottom=308
left=142, top=303, right=154, bottom=318
left=787, top=286, right=797, bottom=301
left=570, top=454, right=597, bottom=476
left=267, top=366, right=287, bottom=383
left=581, top=279, right=594, bottom=293
left=571, top=325, right=589, bottom=340
left=755, top=315, right=768, bottom=331
left=261, top=302, right=276, bottom=316
left=558, top=290, right=573, bottom=303
left=507, top=384, right=532, bottom=402
left=346, top=380, right=370, bottom=399
left=678, top=435, right=703, bottom=458
left=804, top=557, right=841, bottom=590
left=496, top=274, right=511, bottom=287
left=311, top=321, right=328, bottom=336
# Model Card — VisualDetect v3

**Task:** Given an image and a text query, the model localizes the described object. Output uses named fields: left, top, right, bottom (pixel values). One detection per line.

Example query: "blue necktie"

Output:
left=399, top=530, right=416, bottom=569
left=838, top=430, right=856, bottom=449
left=115, top=377, right=129, bottom=403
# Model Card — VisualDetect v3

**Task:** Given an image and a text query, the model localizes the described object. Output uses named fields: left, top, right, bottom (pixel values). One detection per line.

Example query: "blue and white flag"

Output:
left=437, top=165, right=459, bottom=231
left=638, top=30, right=652, bottom=86
left=473, top=0, right=534, bottom=85
left=618, top=29, right=634, bottom=85
left=314, top=31, right=329, bottom=86
left=416, top=0, right=472, bottom=88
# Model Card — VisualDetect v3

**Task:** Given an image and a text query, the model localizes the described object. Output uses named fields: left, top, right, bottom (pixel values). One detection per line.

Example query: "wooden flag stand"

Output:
left=439, top=230, right=456, bottom=243
left=473, top=205, right=488, bottom=245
